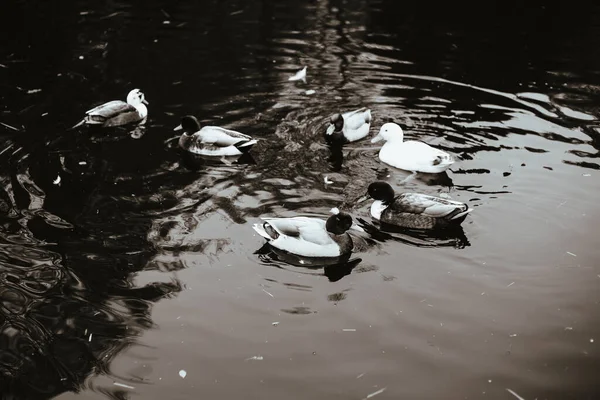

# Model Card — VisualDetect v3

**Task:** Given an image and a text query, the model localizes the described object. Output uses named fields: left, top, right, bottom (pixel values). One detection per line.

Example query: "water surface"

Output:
left=1, top=1, right=600, bottom=399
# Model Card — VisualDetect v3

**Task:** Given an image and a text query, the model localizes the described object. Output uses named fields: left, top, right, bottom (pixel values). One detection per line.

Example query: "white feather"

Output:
left=288, top=66, right=307, bottom=82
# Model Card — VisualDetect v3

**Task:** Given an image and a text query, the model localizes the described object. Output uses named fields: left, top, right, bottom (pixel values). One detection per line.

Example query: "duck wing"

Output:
left=400, top=141, right=454, bottom=167
left=86, top=100, right=136, bottom=118
left=342, top=108, right=371, bottom=130
left=261, top=217, right=331, bottom=245
left=391, top=193, right=469, bottom=219
left=199, top=126, right=255, bottom=148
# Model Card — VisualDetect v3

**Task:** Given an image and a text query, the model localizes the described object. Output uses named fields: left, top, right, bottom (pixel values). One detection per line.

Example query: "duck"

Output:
left=174, top=115, right=257, bottom=156
left=72, top=89, right=148, bottom=128
left=325, top=107, right=372, bottom=144
left=253, top=212, right=354, bottom=258
left=366, top=181, right=472, bottom=229
left=371, top=122, right=454, bottom=173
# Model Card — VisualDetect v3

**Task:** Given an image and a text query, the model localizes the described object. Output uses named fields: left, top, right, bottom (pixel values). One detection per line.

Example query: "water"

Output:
left=1, top=1, right=600, bottom=399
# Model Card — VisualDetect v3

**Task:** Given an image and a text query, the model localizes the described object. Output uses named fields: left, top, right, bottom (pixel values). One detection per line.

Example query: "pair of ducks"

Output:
left=73, top=89, right=471, bottom=259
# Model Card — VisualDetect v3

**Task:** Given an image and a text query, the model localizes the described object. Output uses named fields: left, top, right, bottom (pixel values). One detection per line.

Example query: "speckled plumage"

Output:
left=368, top=182, right=472, bottom=229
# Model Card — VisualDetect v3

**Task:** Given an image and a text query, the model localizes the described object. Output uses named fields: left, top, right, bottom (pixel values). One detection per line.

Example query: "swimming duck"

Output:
left=371, top=122, right=454, bottom=173
left=325, top=107, right=372, bottom=144
left=174, top=115, right=257, bottom=156
left=72, top=89, right=148, bottom=128
left=253, top=212, right=354, bottom=258
left=366, top=181, right=472, bottom=229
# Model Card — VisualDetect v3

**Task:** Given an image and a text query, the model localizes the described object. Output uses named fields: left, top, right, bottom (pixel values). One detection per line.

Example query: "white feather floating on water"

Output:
left=288, top=66, right=307, bottom=83
left=364, top=388, right=386, bottom=399
left=53, top=175, right=61, bottom=185
left=113, top=382, right=135, bottom=390
left=179, top=370, right=187, bottom=378
left=506, top=388, right=526, bottom=400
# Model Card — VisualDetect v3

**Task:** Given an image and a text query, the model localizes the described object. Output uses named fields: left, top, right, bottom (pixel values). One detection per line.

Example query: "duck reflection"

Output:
left=375, top=167, right=454, bottom=187
left=179, top=149, right=256, bottom=171
left=254, top=242, right=362, bottom=282
left=327, top=141, right=345, bottom=171
left=356, top=217, right=470, bottom=249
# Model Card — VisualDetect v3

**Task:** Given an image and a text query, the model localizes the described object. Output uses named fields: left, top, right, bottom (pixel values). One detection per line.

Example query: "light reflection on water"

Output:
left=1, top=0, right=600, bottom=399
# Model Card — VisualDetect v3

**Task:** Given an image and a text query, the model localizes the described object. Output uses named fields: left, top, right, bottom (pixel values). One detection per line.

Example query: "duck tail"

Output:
left=235, top=139, right=258, bottom=153
left=364, top=109, right=372, bottom=124
left=450, top=207, right=473, bottom=222
left=69, top=118, right=86, bottom=130
left=253, top=222, right=278, bottom=240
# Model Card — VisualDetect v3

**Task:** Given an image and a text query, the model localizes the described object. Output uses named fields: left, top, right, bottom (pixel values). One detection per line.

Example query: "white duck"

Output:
left=325, top=107, right=372, bottom=144
left=371, top=122, right=454, bottom=173
left=366, top=181, right=472, bottom=229
left=72, top=89, right=148, bottom=128
left=174, top=115, right=257, bottom=156
left=253, top=212, right=354, bottom=258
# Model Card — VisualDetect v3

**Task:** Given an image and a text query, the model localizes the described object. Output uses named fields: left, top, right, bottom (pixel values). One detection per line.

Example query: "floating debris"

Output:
left=179, top=369, right=187, bottom=378
left=324, top=176, right=333, bottom=184
left=506, top=282, right=515, bottom=288
left=564, top=327, right=573, bottom=331
left=245, top=356, right=263, bottom=361
left=583, top=173, right=591, bottom=177
left=566, top=251, right=577, bottom=257
left=330, top=207, right=340, bottom=215
left=53, top=175, right=61, bottom=185
left=113, top=382, right=135, bottom=390
left=364, top=387, right=386, bottom=399
left=356, top=373, right=365, bottom=379
left=342, top=329, right=356, bottom=332
left=506, top=388, right=525, bottom=400
left=305, top=89, right=316, bottom=95
left=79, top=161, right=87, bottom=165
left=262, top=288, right=274, bottom=297
left=88, top=333, right=93, bottom=342
left=272, top=322, right=279, bottom=326
left=230, top=9, right=244, bottom=16
left=509, top=333, right=517, bottom=338
left=0, top=122, right=19, bottom=131
left=27, top=88, right=42, bottom=94
left=591, top=338, right=594, bottom=343
left=288, top=66, right=307, bottom=83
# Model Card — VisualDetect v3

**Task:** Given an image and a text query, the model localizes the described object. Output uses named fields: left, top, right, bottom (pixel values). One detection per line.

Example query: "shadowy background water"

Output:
left=1, top=1, right=600, bottom=399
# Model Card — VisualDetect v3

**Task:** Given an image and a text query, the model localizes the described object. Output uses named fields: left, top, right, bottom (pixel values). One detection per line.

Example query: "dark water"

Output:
left=1, top=1, right=600, bottom=399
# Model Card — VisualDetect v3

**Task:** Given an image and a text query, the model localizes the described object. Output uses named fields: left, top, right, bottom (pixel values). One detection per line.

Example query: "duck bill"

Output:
left=174, top=124, right=182, bottom=131
left=371, top=133, right=383, bottom=143
left=142, top=99, right=149, bottom=105
left=356, top=194, right=370, bottom=205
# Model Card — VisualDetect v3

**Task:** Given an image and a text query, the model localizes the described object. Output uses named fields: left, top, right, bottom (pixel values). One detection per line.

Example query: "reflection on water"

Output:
left=2, top=0, right=600, bottom=399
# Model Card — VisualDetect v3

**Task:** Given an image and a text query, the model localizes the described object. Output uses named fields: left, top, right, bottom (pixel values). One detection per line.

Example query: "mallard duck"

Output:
left=252, top=212, right=354, bottom=257
left=72, top=89, right=148, bottom=128
left=325, top=107, right=372, bottom=144
left=366, top=181, right=472, bottom=229
left=371, top=122, right=454, bottom=173
left=174, top=115, right=257, bottom=156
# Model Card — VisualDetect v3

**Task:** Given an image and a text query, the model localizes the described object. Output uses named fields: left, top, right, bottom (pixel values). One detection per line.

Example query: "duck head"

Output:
left=325, top=212, right=353, bottom=235
left=127, top=89, right=149, bottom=106
left=367, top=181, right=395, bottom=204
left=174, top=115, right=202, bottom=135
left=330, top=113, right=344, bottom=132
left=371, top=122, right=403, bottom=143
